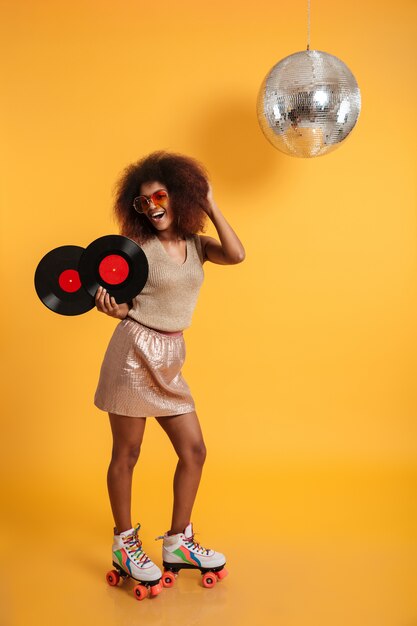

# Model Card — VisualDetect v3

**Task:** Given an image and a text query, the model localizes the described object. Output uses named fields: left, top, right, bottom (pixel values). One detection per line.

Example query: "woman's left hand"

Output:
left=207, top=181, right=214, bottom=206
left=203, top=181, right=215, bottom=216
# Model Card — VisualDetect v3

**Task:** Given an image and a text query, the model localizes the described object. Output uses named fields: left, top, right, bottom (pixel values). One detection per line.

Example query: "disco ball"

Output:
left=257, top=50, right=361, bottom=158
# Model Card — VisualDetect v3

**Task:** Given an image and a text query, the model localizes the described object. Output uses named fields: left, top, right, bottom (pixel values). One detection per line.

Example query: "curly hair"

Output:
left=113, top=150, right=210, bottom=244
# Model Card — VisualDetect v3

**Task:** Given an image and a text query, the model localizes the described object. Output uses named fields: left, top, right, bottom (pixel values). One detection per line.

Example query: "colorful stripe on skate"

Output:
left=114, top=549, right=133, bottom=575
left=173, top=546, right=202, bottom=567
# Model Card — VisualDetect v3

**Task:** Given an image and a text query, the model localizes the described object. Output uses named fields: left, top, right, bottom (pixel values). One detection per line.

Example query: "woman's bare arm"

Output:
left=200, top=184, right=245, bottom=265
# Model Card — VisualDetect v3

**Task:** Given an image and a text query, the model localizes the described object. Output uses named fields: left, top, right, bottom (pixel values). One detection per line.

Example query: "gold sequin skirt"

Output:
left=94, top=317, right=195, bottom=418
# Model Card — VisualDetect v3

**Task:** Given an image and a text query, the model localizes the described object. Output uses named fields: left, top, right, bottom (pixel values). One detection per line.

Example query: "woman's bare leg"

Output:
left=107, top=412, right=147, bottom=533
left=155, top=410, right=206, bottom=534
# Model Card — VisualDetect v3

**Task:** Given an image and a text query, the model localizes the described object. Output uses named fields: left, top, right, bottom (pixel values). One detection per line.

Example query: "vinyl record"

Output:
left=78, top=235, right=148, bottom=304
left=34, top=245, right=95, bottom=316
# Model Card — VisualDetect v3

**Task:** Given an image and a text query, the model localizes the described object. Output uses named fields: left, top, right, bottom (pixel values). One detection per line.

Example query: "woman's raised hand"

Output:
left=206, top=181, right=214, bottom=205
left=95, top=286, right=129, bottom=320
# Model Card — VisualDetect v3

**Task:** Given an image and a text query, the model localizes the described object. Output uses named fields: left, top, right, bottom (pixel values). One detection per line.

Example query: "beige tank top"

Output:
left=127, top=234, right=205, bottom=332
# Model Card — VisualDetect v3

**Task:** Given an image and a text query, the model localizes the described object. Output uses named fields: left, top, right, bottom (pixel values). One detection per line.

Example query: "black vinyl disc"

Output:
left=34, top=245, right=95, bottom=316
left=78, top=235, right=148, bottom=304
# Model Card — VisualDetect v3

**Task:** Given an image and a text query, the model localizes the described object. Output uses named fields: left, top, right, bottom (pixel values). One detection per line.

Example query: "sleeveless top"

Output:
left=127, top=234, right=205, bottom=332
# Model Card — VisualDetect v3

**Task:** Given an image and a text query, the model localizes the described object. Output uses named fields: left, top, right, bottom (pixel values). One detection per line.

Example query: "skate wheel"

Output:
left=106, top=569, right=120, bottom=586
left=215, top=567, right=228, bottom=581
left=202, top=572, right=217, bottom=588
left=149, top=582, right=162, bottom=597
left=161, top=571, right=176, bottom=588
left=133, top=584, right=149, bottom=601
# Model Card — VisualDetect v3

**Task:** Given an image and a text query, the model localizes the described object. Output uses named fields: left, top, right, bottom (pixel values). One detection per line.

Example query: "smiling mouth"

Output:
left=150, top=210, right=165, bottom=221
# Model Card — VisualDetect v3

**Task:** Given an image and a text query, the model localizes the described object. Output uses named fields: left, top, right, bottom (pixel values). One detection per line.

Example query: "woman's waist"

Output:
left=125, top=315, right=183, bottom=336
left=153, top=327, right=183, bottom=337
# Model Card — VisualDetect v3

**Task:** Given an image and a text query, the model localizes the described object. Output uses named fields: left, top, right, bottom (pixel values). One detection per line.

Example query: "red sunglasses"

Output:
left=133, top=189, right=169, bottom=214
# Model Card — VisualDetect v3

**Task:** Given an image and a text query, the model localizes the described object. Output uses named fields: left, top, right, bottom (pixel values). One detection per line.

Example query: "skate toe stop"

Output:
left=216, top=567, right=228, bottom=580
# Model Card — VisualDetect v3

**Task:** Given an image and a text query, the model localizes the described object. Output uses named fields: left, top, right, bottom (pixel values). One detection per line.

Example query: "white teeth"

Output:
left=151, top=211, right=165, bottom=219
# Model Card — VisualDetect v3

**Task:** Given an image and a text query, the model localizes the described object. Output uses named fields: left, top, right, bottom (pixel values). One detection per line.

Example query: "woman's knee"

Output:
left=180, top=440, right=207, bottom=466
left=108, top=413, right=146, bottom=471
left=110, top=443, right=142, bottom=470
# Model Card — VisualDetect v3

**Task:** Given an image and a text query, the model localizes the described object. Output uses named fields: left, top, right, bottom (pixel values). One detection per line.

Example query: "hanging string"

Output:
left=307, top=0, right=311, bottom=50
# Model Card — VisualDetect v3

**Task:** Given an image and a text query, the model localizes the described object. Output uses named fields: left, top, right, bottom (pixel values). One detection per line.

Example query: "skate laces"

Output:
left=185, top=532, right=211, bottom=555
left=122, top=523, right=151, bottom=565
left=154, top=528, right=211, bottom=555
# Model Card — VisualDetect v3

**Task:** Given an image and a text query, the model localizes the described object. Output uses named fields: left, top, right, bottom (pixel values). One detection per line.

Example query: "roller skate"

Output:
left=106, top=522, right=163, bottom=601
left=156, top=522, right=228, bottom=589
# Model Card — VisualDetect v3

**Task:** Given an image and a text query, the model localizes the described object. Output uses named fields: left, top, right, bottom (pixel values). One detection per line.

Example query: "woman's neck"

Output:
left=156, top=231, right=185, bottom=243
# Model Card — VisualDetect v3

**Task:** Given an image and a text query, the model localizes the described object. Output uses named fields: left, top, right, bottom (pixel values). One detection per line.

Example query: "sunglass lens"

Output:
left=153, top=190, right=168, bottom=208
left=139, top=197, right=149, bottom=212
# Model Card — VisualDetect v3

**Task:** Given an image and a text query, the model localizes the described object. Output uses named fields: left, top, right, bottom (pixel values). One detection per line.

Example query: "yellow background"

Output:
left=1, top=0, right=416, bottom=624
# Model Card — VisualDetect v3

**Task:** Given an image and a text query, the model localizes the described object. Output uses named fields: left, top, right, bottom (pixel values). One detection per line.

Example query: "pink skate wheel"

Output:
left=150, top=582, right=162, bottom=597
left=202, top=572, right=217, bottom=588
left=215, top=568, right=228, bottom=580
left=162, top=571, right=176, bottom=588
left=106, top=570, right=120, bottom=586
left=133, top=584, right=149, bottom=601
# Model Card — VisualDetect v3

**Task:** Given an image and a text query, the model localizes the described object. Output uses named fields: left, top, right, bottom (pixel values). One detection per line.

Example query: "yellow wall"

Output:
left=1, top=1, right=416, bottom=625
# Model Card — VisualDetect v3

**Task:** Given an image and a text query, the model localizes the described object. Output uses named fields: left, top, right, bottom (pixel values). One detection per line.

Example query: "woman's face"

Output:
left=139, top=180, right=177, bottom=234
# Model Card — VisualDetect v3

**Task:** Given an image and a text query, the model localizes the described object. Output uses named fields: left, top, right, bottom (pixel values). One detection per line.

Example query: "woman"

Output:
left=94, top=151, right=245, bottom=592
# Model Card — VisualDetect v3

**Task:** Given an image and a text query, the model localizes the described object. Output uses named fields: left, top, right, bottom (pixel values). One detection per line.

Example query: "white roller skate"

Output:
left=106, top=522, right=162, bottom=600
left=156, top=522, right=228, bottom=589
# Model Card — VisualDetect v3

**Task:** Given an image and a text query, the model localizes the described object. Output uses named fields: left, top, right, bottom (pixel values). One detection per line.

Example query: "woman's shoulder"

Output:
left=191, top=233, right=205, bottom=264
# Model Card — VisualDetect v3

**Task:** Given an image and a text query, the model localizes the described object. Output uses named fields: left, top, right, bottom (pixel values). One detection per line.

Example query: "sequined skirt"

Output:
left=94, top=317, right=195, bottom=418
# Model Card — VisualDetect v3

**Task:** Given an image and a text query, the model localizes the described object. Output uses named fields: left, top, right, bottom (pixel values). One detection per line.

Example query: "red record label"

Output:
left=98, top=254, right=130, bottom=285
left=58, top=268, right=82, bottom=293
